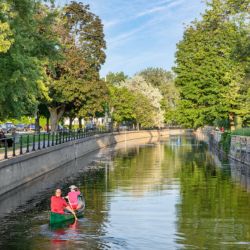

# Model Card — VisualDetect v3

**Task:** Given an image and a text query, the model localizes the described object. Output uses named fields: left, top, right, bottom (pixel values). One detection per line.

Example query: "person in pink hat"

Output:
left=66, top=185, right=84, bottom=210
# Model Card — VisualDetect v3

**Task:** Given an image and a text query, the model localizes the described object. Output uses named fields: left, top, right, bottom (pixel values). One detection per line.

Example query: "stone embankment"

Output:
left=230, top=135, right=250, bottom=166
left=195, top=127, right=250, bottom=166
left=0, top=129, right=186, bottom=196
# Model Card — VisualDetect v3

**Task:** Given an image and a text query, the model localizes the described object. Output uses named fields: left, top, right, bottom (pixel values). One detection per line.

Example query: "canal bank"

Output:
left=1, top=135, right=250, bottom=249
left=195, top=128, right=250, bottom=166
left=0, top=129, right=186, bottom=196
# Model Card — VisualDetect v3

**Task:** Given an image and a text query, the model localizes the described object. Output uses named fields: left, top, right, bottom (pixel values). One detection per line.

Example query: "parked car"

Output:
left=85, top=123, right=96, bottom=131
left=119, top=125, right=128, bottom=131
left=15, top=123, right=28, bottom=132
left=4, top=122, right=15, bottom=133
left=0, top=124, right=7, bottom=133
left=27, top=124, right=36, bottom=131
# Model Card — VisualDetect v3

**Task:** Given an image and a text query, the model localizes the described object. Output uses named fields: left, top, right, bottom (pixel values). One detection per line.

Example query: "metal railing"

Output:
left=0, top=127, right=115, bottom=161
left=0, top=126, right=177, bottom=161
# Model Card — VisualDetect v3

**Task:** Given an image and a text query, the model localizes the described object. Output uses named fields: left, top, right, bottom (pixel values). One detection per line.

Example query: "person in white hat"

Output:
left=66, top=185, right=83, bottom=210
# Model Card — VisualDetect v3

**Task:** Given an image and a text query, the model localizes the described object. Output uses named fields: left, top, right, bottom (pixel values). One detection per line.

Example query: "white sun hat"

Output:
left=69, top=185, right=78, bottom=190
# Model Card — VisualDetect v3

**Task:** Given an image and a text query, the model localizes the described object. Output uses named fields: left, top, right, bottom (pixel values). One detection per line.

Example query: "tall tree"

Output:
left=105, top=72, right=128, bottom=85
left=0, top=0, right=58, bottom=120
left=0, top=2, right=13, bottom=53
left=107, top=84, right=155, bottom=128
left=174, top=0, right=249, bottom=129
left=121, top=75, right=164, bottom=127
left=108, top=85, right=135, bottom=125
left=138, top=67, right=179, bottom=124
left=44, top=1, right=106, bottom=131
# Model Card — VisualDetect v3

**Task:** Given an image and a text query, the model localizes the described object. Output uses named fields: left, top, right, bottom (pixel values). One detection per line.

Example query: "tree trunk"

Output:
left=35, top=112, right=40, bottom=133
left=69, top=117, right=73, bottom=130
left=136, top=122, right=140, bottom=131
left=49, top=106, right=65, bottom=132
left=229, top=112, right=235, bottom=131
left=46, top=116, right=50, bottom=133
left=79, top=117, right=82, bottom=129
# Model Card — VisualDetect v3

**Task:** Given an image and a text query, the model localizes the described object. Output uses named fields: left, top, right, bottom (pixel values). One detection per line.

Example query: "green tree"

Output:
left=0, top=0, right=58, bottom=120
left=108, top=85, right=135, bottom=125
left=44, top=1, right=106, bottom=131
left=133, top=93, right=155, bottom=129
left=0, top=2, right=13, bottom=53
left=105, top=72, right=128, bottom=85
left=174, top=0, right=249, bottom=129
left=108, top=84, right=155, bottom=129
left=121, top=75, right=164, bottom=127
left=138, top=67, right=179, bottom=124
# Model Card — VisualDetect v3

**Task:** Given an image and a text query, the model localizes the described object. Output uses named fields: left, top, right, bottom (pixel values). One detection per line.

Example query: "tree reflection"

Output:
left=175, top=141, right=250, bottom=248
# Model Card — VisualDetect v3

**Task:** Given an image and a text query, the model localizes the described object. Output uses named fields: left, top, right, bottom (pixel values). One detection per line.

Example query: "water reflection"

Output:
left=0, top=136, right=249, bottom=249
left=230, top=159, right=250, bottom=192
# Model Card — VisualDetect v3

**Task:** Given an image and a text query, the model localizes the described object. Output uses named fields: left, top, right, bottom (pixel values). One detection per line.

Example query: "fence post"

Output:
left=20, top=135, right=23, bottom=155
left=43, top=133, right=46, bottom=148
left=32, top=134, right=36, bottom=151
left=52, top=132, right=54, bottom=146
left=47, top=133, right=50, bottom=147
left=4, top=139, right=8, bottom=159
left=38, top=133, right=41, bottom=150
left=12, top=137, right=16, bottom=157
left=26, top=135, right=29, bottom=153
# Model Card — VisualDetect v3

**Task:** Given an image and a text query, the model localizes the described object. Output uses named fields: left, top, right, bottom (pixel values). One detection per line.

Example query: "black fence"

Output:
left=0, top=127, right=115, bottom=160
left=0, top=126, right=180, bottom=161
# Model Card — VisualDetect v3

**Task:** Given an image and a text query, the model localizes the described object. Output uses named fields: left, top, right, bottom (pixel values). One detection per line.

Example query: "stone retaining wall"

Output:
left=230, top=135, right=250, bottom=166
left=0, top=129, right=186, bottom=196
left=195, top=128, right=250, bottom=166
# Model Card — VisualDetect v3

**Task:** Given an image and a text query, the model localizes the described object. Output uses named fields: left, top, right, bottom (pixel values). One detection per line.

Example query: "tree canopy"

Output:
left=41, top=1, right=106, bottom=130
left=138, top=68, right=179, bottom=124
left=0, top=0, right=59, bottom=120
left=174, top=0, right=250, bottom=128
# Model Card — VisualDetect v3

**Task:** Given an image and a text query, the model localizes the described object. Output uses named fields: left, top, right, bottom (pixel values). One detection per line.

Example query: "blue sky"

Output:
left=56, top=0, right=205, bottom=76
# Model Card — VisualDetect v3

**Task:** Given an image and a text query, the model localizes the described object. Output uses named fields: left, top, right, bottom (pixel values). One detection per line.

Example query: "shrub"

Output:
left=219, top=132, right=231, bottom=153
left=231, top=128, right=250, bottom=136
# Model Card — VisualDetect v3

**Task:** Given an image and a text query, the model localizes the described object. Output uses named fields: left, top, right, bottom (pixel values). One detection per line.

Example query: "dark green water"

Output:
left=0, top=136, right=250, bottom=250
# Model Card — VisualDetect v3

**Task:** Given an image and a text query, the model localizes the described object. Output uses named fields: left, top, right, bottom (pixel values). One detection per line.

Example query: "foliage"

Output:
left=213, top=118, right=230, bottom=130
left=138, top=67, right=173, bottom=87
left=231, top=128, right=250, bottom=136
left=108, top=85, right=135, bottom=124
left=138, top=67, right=179, bottom=124
left=121, top=75, right=164, bottom=127
left=0, top=0, right=59, bottom=119
left=219, top=131, right=231, bottom=153
left=105, top=72, right=128, bottom=85
left=77, top=80, right=108, bottom=118
left=0, top=2, right=13, bottom=53
left=133, top=93, right=155, bottom=128
left=108, top=84, right=155, bottom=128
left=174, top=0, right=249, bottom=129
left=43, top=1, right=106, bottom=130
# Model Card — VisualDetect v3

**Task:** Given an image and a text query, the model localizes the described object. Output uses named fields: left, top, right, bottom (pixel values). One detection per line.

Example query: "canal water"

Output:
left=0, top=136, right=249, bottom=250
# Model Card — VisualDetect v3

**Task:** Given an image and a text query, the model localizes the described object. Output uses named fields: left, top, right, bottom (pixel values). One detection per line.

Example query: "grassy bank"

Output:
left=231, top=128, right=250, bottom=136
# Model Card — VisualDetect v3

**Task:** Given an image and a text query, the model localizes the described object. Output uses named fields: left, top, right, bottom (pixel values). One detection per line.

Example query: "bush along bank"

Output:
left=219, top=132, right=231, bottom=154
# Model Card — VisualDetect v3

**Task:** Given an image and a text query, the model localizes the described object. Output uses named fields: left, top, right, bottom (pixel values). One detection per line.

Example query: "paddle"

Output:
left=66, top=196, right=78, bottom=221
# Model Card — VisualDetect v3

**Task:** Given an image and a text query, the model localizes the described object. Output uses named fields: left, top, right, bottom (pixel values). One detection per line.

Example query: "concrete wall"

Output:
left=0, top=129, right=185, bottom=196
